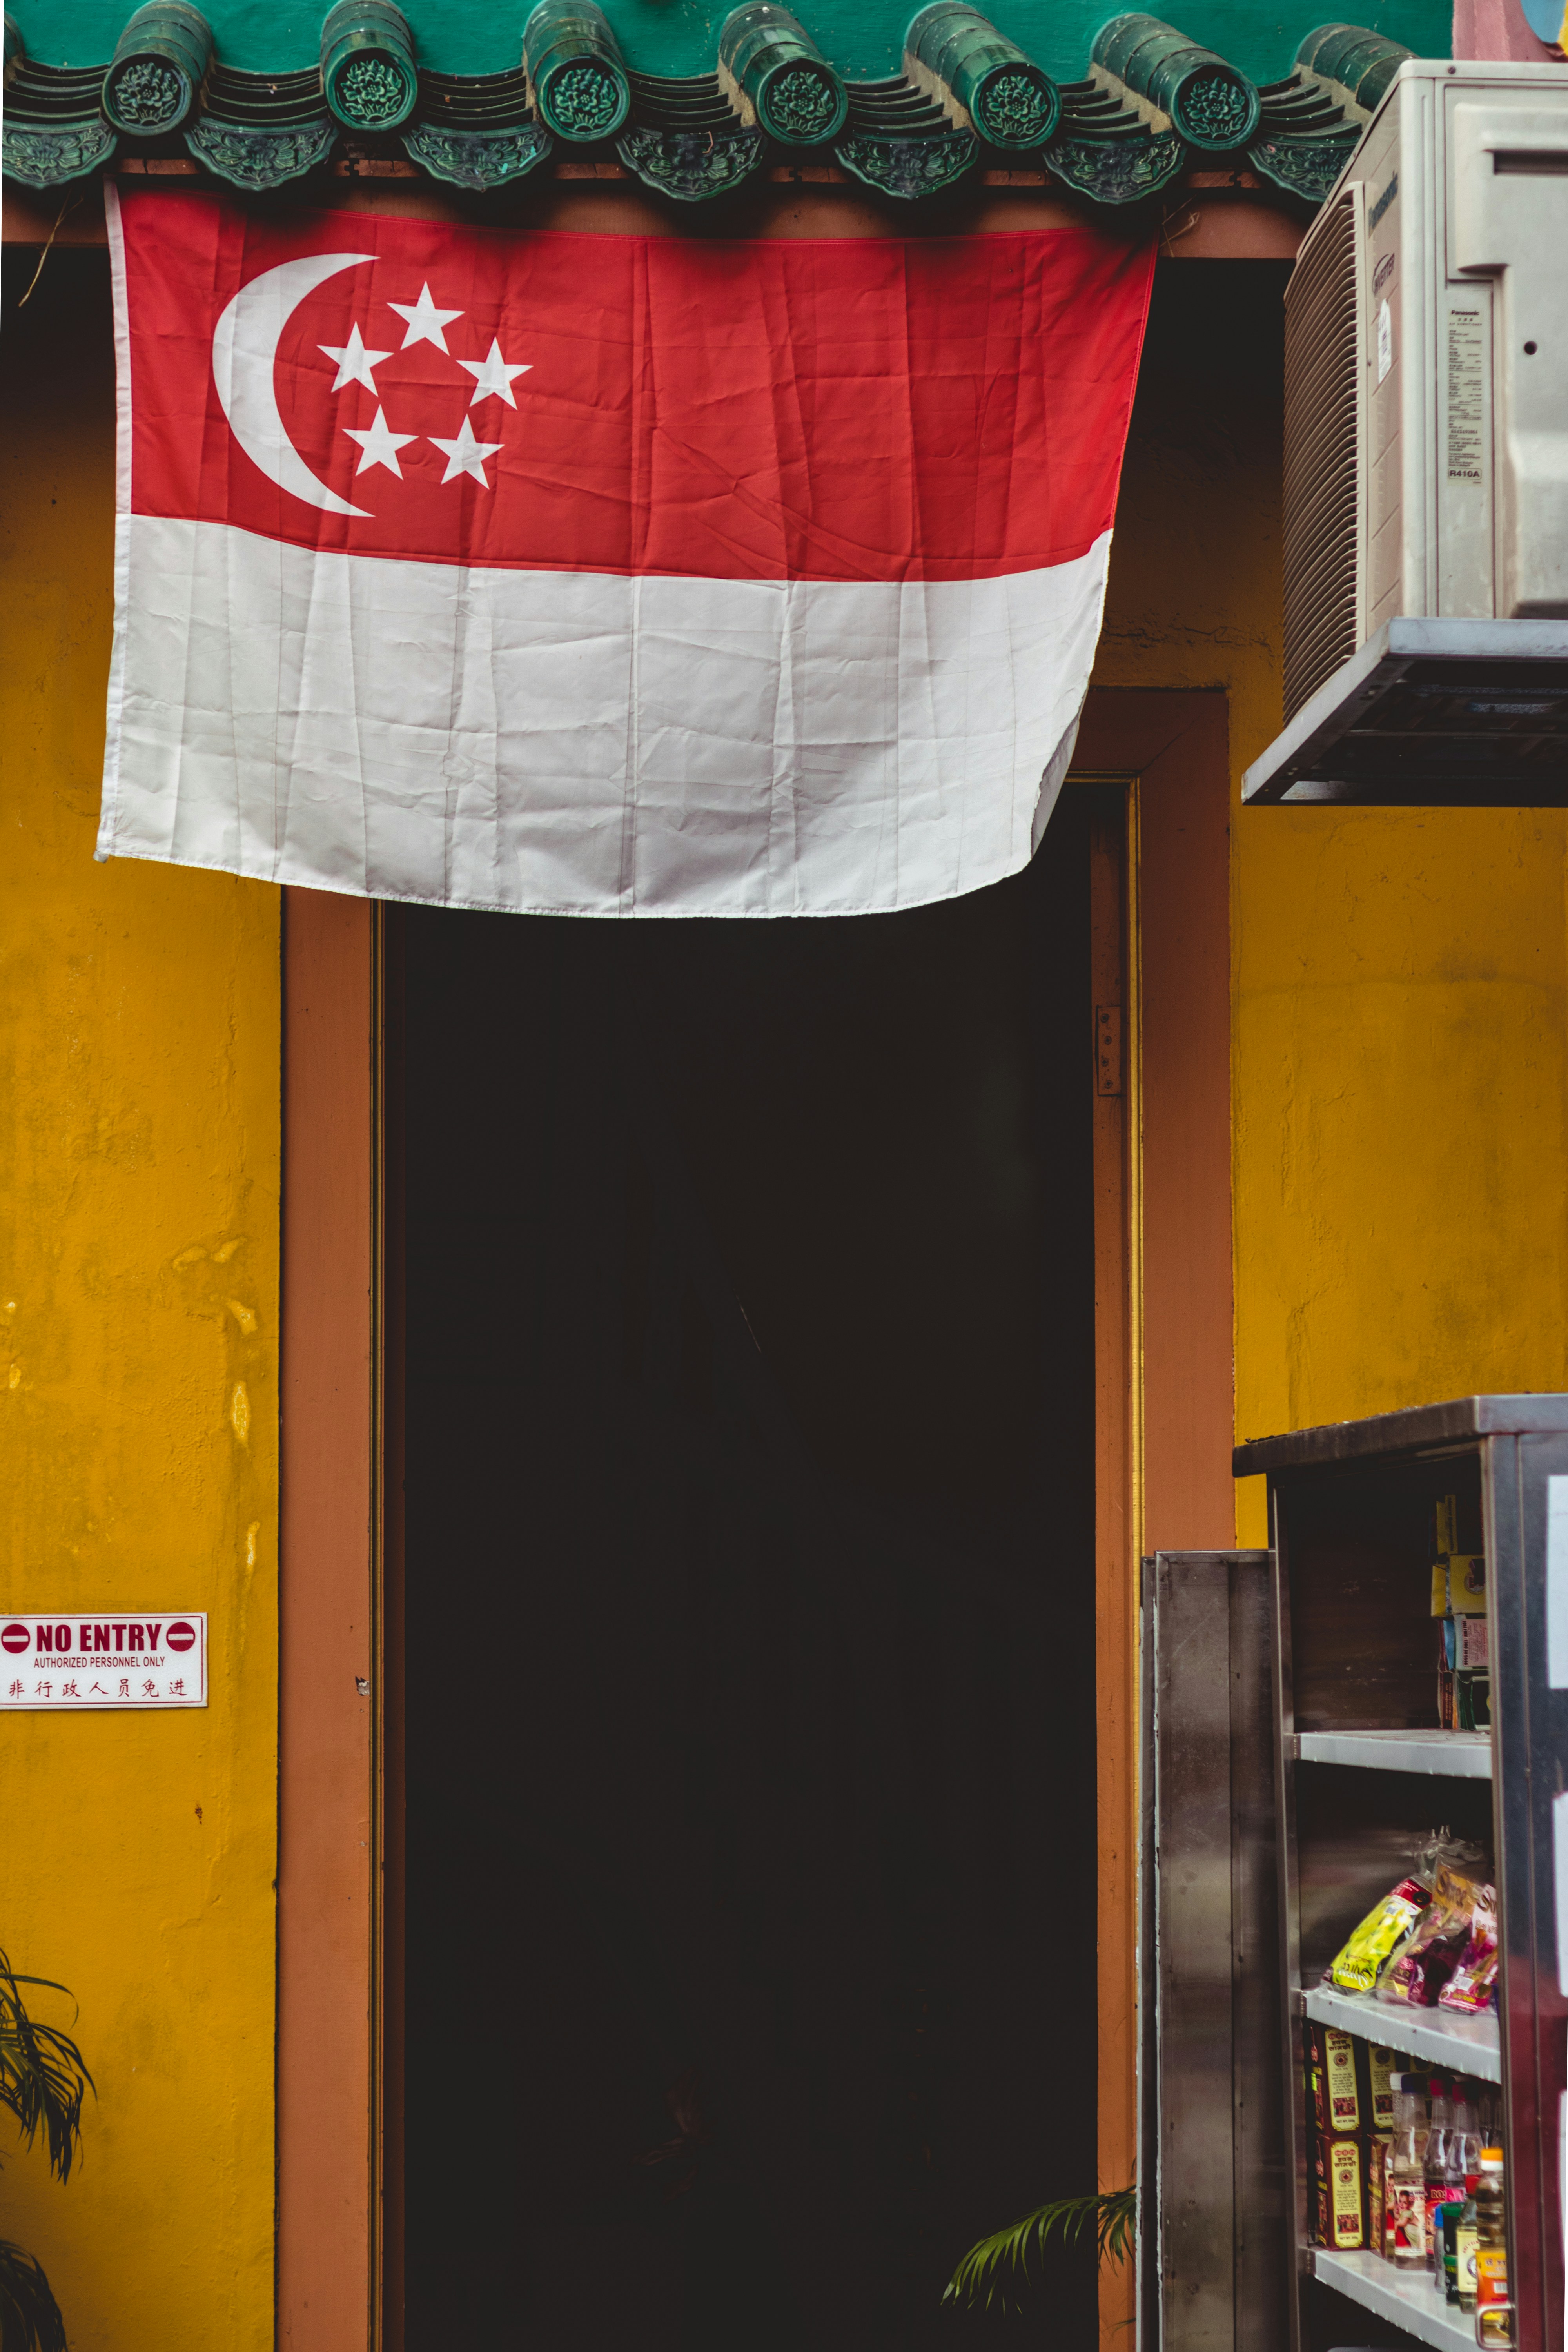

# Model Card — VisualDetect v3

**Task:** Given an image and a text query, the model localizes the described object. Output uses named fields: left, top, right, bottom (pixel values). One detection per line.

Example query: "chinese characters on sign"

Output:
left=0, top=1615, right=207, bottom=1708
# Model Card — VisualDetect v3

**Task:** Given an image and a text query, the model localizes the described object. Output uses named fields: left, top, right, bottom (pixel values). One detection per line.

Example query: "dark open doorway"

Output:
left=394, top=782, right=1108, bottom=2347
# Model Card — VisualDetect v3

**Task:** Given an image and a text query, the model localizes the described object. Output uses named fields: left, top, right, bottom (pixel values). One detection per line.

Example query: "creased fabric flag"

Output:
left=100, top=186, right=1153, bottom=918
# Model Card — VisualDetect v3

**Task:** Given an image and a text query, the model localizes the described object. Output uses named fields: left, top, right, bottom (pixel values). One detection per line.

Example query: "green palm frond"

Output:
left=944, top=2185, right=1137, bottom=2313
left=0, top=1951, right=93, bottom=2185
left=0, top=2241, right=68, bottom=2352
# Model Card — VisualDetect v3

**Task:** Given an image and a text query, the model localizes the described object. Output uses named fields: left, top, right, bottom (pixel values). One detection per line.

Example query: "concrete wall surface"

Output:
left=1233, top=797, right=1568, bottom=1535
left=0, top=246, right=281, bottom=2352
left=3, top=226, right=1566, bottom=2349
left=1096, top=257, right=1568, bottom=1546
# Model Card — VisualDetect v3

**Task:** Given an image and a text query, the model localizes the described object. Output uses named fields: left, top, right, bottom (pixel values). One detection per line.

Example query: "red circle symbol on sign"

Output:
left=1, top=1623, right=30, bottom=1655
left=166, top=1621, right=196, bottom=1652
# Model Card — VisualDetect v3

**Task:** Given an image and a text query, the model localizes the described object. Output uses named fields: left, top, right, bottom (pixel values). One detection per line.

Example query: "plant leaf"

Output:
left=0, top=2241, right=68, bottom=2352
left=943, top=2186, right=1137, bottom=2313
left=0, top=1949, right=94, bottom=2184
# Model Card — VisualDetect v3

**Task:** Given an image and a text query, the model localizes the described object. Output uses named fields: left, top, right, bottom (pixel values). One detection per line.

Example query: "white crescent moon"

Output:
left=213, top=252, right=377, bottom=519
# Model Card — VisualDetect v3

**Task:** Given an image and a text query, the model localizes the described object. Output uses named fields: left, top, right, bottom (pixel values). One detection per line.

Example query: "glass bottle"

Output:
left=1474, top=2144, right=1508, bottom=2316
left=1455, top=2189, right=1481, bottom=2312
left=1423, top=2076, right=1452, bottom=2277
left=1444, top=2091, right=1476, bottom=2305
left=1446, top=2089, right=1475, bottom=2192
left=1388, top=2072, right=1430, bottom=2267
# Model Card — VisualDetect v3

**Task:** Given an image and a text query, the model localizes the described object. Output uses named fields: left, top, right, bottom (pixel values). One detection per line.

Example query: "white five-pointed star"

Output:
left=319, top=321, right=392, bottom=394
left=344, top=406, right=419, bottom=478
left=458, top=338, right=532, bottom=408
left=428, top=415, right=503, bottom=488
left=388, top=283, right=463, bottom=352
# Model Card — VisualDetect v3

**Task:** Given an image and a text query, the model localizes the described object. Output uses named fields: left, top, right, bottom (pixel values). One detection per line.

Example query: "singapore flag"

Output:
left=100, top=186, right=1152, bottom=918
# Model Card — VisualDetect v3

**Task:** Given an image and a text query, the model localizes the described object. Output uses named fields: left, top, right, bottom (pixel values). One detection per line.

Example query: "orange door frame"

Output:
left=278, top=893, right=383, bottom=2352
left=276, top=688, right=1235, bottom=2352
left=1077, top=688, right=1236, bottom=2349
left=0, top=167, right=1253, bottom=2352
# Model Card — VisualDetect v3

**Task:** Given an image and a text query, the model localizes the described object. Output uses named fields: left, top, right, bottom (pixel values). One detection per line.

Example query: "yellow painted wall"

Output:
left=1087, top=247, right=1568, bottom=2352
left=1097, top=258, right=1568, bottom=1550
left=1, top=246, right=280, bottom=2350
left=1234, top=799, right=1568, bottom=1519
left=2, top=230, right=1565, bottom=2352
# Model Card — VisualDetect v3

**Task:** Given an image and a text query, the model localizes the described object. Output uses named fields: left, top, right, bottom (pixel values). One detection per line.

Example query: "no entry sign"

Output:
left=0, top=1615, right=207, bottom=1708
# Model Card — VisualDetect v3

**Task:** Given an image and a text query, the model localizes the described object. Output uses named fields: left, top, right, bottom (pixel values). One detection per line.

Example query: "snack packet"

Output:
left=1329, top=1877, right=1430, bottom=1993
left=1439, top=1882, right=1499, bottom=2014
left=1379, top=1856, right=1485, bottom=2007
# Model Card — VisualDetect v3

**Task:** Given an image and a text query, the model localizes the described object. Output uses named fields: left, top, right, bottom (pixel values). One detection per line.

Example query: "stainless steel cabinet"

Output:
left=1234, top=1397, right=1568, bottom=2352
left=1139, top=1549, right=1287, bottom=2352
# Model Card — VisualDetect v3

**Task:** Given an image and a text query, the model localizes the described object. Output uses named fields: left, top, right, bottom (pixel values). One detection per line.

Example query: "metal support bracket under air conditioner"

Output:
left=1242, top=616, right=1568, bottom=806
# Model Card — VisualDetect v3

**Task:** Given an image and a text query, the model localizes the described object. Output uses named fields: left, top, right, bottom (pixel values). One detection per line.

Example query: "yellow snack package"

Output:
left=1328, top=1876, right=1430, bottom=1993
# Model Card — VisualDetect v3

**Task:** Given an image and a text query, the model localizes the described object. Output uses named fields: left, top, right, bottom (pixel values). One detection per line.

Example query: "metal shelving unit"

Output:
left=1234, top=1396, right=1568, bottom=2352
left=1301, top=1984, right=1502, bottom=2083
left=1293, top=1730, right=1492, bottom=1779
left=1312, top=2249, right=1482, bottom=2352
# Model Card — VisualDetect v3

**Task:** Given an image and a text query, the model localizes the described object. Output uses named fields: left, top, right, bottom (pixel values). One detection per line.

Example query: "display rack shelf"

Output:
left=1181, top=1399, right=1568, bottom=2352
left=1294, top=1729, right=1492, bottom=1779
left=1312, top=2249, right=1479, bottom=2351
left=1302, top=1983, right=1502, bottom=2083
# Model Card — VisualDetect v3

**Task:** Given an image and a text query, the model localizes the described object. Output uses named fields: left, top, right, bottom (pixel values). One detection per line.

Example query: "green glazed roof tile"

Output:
left=1, top=0, right=1422, bottom=199
left=3, top=0, right=1445, bottom=87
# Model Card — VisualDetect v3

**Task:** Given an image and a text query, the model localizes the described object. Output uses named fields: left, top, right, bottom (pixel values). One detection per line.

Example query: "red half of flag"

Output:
left=101, top=186, right=1154, bottom=916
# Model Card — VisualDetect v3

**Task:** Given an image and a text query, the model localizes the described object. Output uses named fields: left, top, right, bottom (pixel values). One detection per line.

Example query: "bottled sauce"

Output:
left=1447, top=2091, right=1477, bottom=2200
left=1382, top=2136, right=1401, bottom=2258
left=1474, top=2145, right=1508, bottom=2316
left=1439, top=2199, right=1458, bottom=2302
left=1423, top=2077, right=1452, bottom=2275
left=1455, top=2191, right=1480, bottom=2312
left=1444, top=2090, right=1477, bottom=2298
left=1387, top=2072, right=1430, bottom=2267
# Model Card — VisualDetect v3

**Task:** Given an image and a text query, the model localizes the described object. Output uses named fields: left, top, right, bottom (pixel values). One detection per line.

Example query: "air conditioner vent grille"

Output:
left=1283, top=191, right=1361, bottom=721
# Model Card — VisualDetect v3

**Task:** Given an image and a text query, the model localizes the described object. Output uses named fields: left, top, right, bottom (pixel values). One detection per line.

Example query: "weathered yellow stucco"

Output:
left=1097, top=260, right=1568, bottom=1549
left=2, top=233, right=1566, bottom=2348
left=1, top=249, right=279, bottom=2351
left=1233, top=801, right=1568, bottom=1521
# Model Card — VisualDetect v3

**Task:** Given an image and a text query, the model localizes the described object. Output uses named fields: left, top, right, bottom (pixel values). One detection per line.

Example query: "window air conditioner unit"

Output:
left=1242, top=59, right=1568, bottom=806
